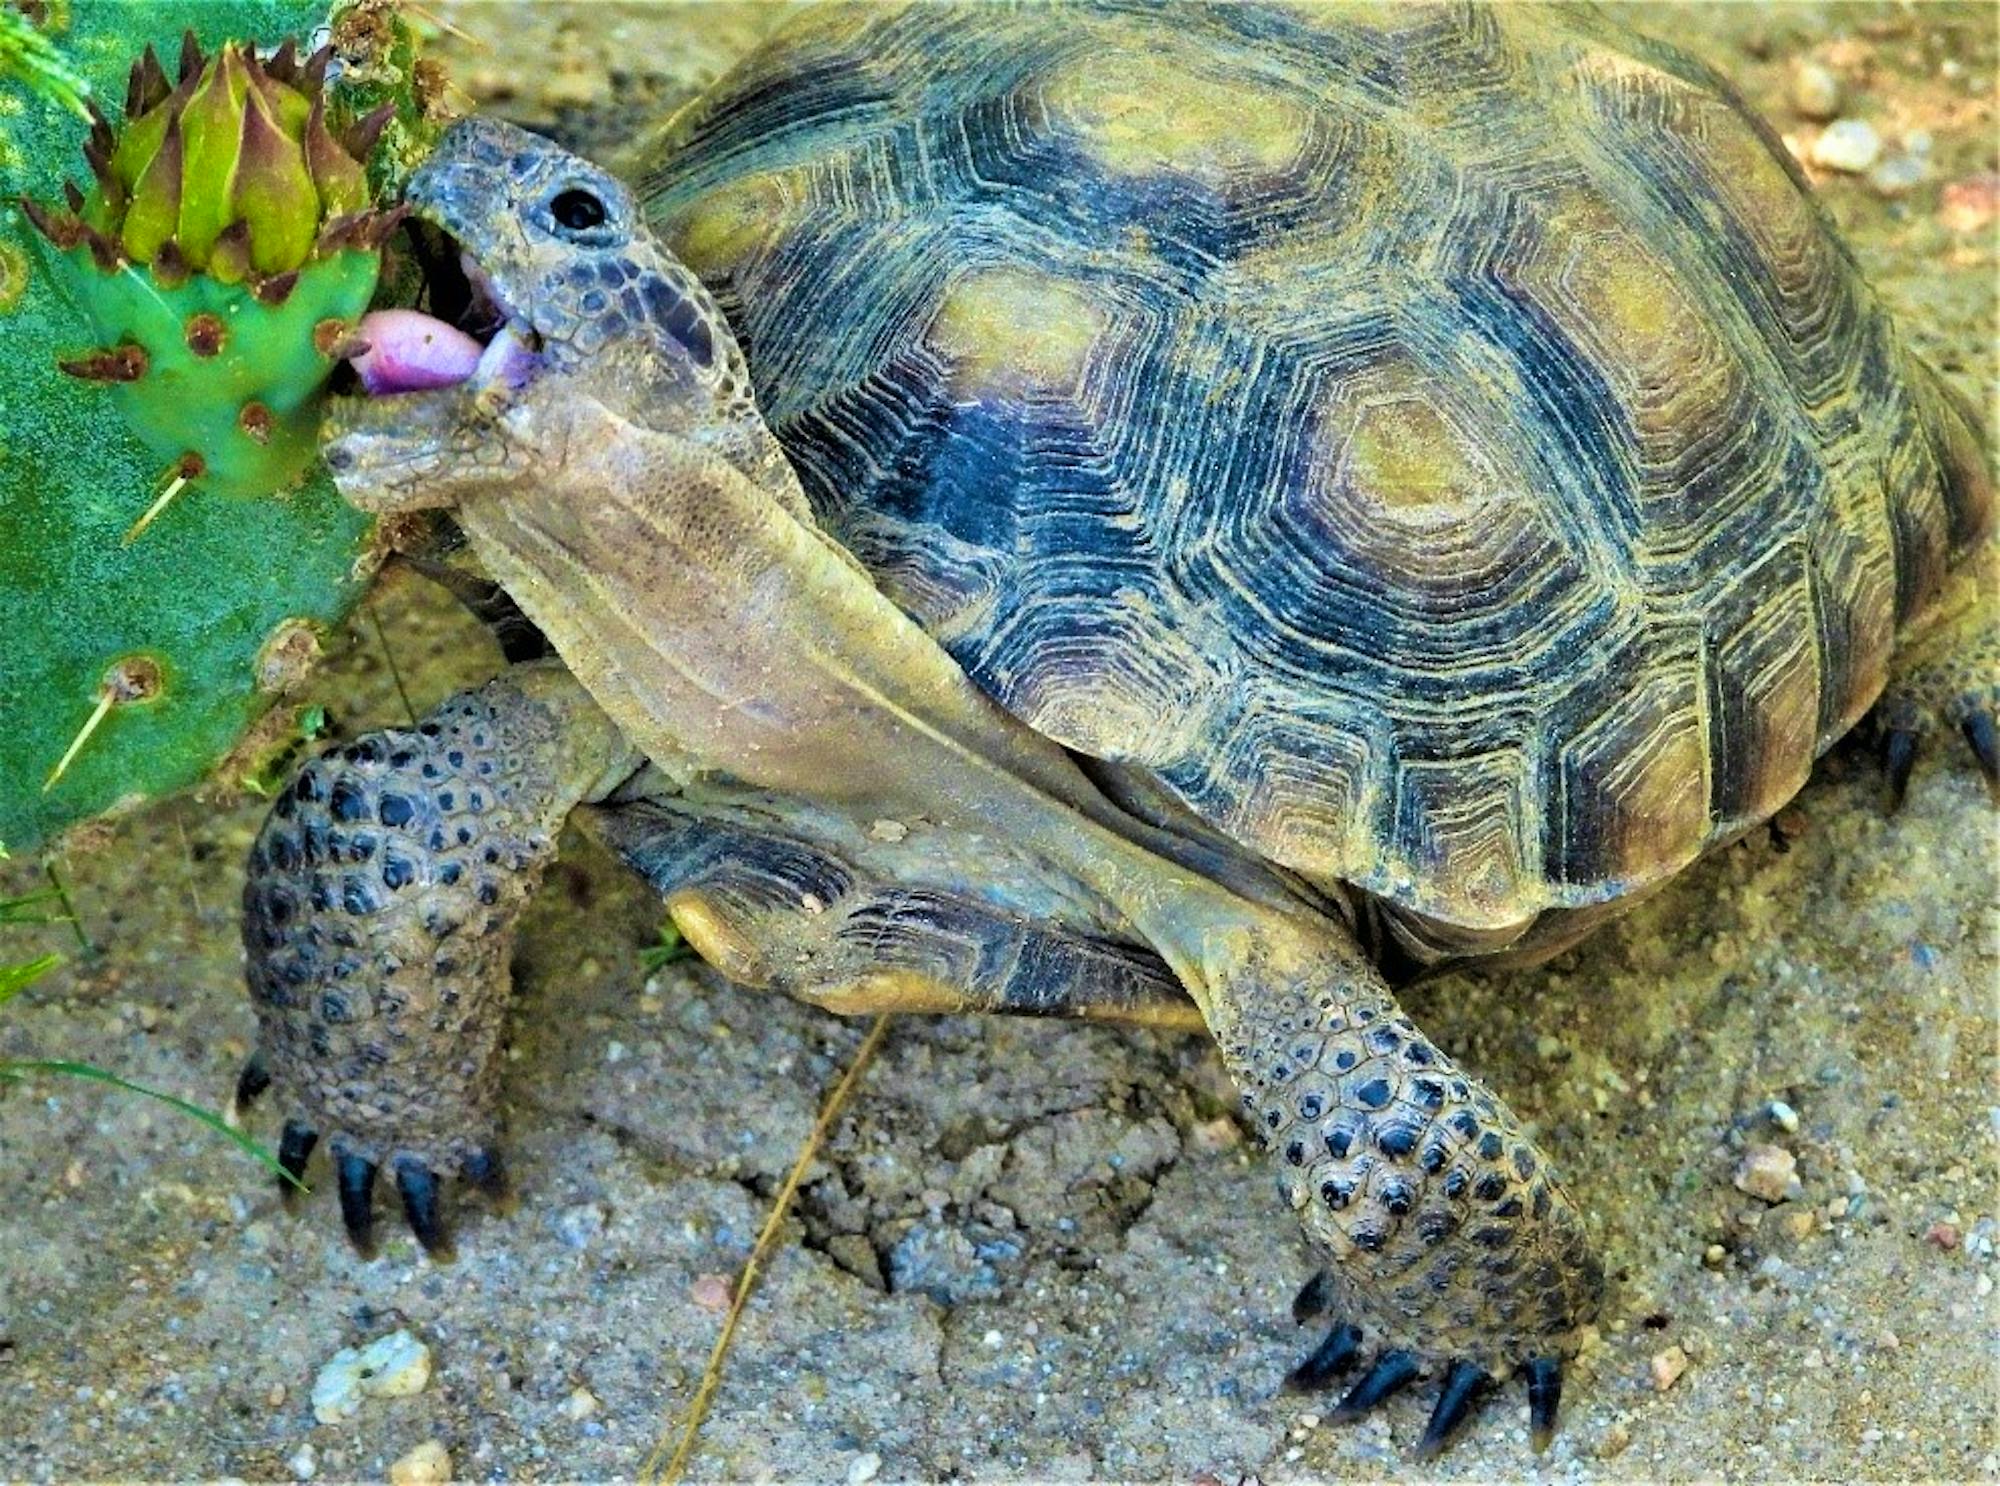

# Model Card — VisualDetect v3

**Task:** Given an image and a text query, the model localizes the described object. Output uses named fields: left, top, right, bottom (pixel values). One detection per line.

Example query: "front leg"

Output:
left=238, top=665, right=633, bottom=1256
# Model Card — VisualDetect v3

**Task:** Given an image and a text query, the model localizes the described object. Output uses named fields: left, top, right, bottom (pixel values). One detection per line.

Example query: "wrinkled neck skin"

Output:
left=420, top=386, right=1325, bottom=1007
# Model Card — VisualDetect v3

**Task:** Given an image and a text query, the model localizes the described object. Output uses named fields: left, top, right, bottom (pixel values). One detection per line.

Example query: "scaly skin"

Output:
left=242, top=665, right=632, bottom=1251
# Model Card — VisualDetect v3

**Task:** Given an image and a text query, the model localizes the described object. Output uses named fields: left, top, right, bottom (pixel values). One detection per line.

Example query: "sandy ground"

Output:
left=2, top=3, right=1995, bottom=1482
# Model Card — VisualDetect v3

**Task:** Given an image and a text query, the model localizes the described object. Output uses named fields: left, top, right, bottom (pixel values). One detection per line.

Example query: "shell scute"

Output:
left=641, top=2, right=1989, bottom=942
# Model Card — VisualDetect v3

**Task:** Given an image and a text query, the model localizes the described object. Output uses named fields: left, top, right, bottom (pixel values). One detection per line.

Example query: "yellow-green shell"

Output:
left=638, top=2, right=1992, bottom=953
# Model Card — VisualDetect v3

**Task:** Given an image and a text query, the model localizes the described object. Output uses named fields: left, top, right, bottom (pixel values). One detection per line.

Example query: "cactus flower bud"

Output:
left=24, top=31, right=407, bottom=504
left=77, top=37, right=379, bottom=279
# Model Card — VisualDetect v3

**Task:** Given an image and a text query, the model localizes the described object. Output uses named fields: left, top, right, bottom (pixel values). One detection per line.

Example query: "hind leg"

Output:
left=1876, top=553, right=1998, bottom=807
left=236, top=665, right=632, bottom=1256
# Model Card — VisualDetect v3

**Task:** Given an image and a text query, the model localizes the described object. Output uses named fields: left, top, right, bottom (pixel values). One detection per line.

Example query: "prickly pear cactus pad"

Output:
left=0, top=2, right=431, bottom=853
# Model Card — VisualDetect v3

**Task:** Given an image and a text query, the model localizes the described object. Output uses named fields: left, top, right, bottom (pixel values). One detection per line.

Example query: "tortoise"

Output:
left=235, top=1, right=1995, bottom=1459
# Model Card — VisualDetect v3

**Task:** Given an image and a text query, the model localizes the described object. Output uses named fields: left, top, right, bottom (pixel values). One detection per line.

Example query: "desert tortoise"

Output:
left=239, top=2, right=1993, bottom=1456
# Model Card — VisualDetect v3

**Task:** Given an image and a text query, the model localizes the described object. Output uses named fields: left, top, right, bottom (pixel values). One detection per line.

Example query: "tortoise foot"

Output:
left=1876, top=680, right=2000, bottom=809
left=1285, top=1282, right=1566, bottom=1458
left=252, top=1094, right=505, bottom=1262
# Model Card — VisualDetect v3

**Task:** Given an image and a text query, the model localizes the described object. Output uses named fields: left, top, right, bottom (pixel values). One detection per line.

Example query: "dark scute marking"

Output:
left=1478, top=1131, right=1505, bottom=1161
left=1355, top=1077, right=1391, bottom=1110
left=1325, top=1126, right=1353, bottom=1159
left=1375, top=1122, right=1417, bottom=1158
left=329, top=778, right=368, bottom=823
left=340, top=876, right=379, bottom=917
left=1473, top=1172, right=1509, bottom=1203
left=380, top=855, right=415, bottom=891
left=378, top=792, right=416, bottom=829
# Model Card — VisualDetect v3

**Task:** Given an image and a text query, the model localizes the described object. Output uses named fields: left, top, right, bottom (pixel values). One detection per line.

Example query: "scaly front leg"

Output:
left=237, top=665, right=633, bottom=1256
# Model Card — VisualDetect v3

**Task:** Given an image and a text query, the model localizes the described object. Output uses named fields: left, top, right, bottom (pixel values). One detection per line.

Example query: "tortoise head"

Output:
left=324, top=118, right=755, bottom=511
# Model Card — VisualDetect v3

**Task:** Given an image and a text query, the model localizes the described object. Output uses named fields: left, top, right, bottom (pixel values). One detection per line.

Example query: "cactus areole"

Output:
left=23, top=33, right=402, bottom=504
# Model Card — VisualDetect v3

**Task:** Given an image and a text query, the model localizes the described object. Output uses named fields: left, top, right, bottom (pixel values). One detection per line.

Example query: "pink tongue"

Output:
left=350, top=309, right=483, bottom=395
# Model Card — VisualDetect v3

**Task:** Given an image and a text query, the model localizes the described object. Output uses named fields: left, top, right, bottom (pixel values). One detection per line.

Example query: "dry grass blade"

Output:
left=645, top=1013, right=894, bottom=1485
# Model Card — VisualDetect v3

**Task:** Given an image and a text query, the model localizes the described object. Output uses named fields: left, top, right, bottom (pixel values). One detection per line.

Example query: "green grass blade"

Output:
left=0, top=1058, right=307, bottom=1191
left=0, top=954, right=62, bottom=1007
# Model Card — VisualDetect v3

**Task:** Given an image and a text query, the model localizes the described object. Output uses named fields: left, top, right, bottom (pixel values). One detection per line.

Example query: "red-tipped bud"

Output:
left=61, top=32, right=389, bottom=279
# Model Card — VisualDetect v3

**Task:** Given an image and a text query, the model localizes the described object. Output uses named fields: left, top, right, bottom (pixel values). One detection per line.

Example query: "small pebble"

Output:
left=1650, top=1344, right=1689, bottom=1391
left=562, top=1386, right=600, bottom=1422
left=1868, top=154, right=1929, bottom=197
left=691, top=1273, right=734, bottom=1313
left=1767, top=1099, right=1800, bottom=1134
left=868, top=818, right=909, bottom=843
left=1976, top=1273, right=1994, bottom=1299
left=311, top=1330, right=433, bottom=1424
left=553, top=1202, right=608, bottom=1250
left=1938, top=173, right=2000, bottom=234
left=1597, top=1421, right=1633, bottom=1459
left=1790, top=62, right=1842, bottom=120
left=847, top=1452, right=883, bottom=1484
left=1811, top=118, right=1883, bottom=173
left=388, top=1440, right=452, bottom=1486
left=982, top=1329, right=1004, bottom=1348
left=1734, top=1144, right=1802, bottom=1204
left=1925, top=1221, right=1961, bottom=1250
left=1702, top=1243, right=1728, bottom=1269
left=1779, top=1206, right=1816, bottom=1241
left=288, top=1444, right=317, bottom=1482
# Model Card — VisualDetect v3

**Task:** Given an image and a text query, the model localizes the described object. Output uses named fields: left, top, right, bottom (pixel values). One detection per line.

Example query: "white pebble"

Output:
left=1734, top=1144, right=1802, bottom=1205
left=562, top=1386, right=601, bottom=1421
left=1811, top=119, right=1882, bottom=174
left=389, top=1440, right=452, bottom=1485
left=311, top=1330, right=434, bottom=1424
left=847, top=1452, right=883, bottom=1485
left=288, top=1444, right=318, bottom=1482
left=981, top=1329, right=1004, bottom=1348
left=1790, top=62, right=1842, bottom=120
left=1869, top=155, right=1929, bottom=197
left=1767, top=1099, right=1800, bottom=1133
left=1650, top=1344, right=1689, bottom=1391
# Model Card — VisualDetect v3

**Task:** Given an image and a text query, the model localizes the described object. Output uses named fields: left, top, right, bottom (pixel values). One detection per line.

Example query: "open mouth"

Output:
left=338, top=220, right=544, bottom=401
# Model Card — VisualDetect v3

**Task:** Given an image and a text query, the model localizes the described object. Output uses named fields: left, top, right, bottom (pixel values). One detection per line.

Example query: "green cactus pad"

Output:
left=0, top=0, right=432, bottom=853
left=48, top=242, right=381, bottom=500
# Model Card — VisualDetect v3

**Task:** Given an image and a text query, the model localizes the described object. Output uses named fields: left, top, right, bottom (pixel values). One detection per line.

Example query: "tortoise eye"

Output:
left=549, top=188, right=608, bottom=233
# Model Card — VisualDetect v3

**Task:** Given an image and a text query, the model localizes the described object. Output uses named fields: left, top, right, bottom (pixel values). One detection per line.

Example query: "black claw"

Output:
left=1331, top=1348, right=1421, bottom=1421
left=1291, top=1269, right=1334, bottom=1325
left=1414, top=1359, right=1491, bottom=1461
left=394, top=1158, right=455, bottom=1261
left=1882, top=726, right=1921, bottom=810
left=276, top=1119, right=317, bottom=1206
left=1960, top=710, right=1999, bottom=789
left=233, top=1055, right=271, bottom=1115
left=335, top=1149, right=379, bottom=1257
left=1285, top=1320, right=1363, bottom=1392
left=464, top=1145, right=513, bottom=1208
left=1525, top=1355, right=1564, bottom=1454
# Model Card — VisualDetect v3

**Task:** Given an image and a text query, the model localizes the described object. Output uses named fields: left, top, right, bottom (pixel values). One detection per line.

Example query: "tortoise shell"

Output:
left=635, top=2, right=1991, bottom=955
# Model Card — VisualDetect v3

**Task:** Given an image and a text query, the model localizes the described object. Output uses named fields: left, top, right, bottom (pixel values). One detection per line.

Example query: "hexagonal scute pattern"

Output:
left=639, top=2, right=1991, bottom=944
